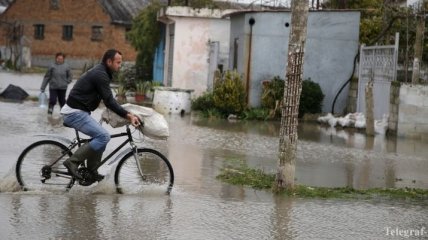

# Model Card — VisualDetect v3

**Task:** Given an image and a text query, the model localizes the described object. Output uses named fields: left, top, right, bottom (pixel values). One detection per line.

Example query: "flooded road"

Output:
left=0, top=72, right=427, bottom=239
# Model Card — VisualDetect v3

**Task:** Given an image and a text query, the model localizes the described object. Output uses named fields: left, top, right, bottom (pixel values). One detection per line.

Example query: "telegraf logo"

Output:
left=385, top=227, right=426, bottom=238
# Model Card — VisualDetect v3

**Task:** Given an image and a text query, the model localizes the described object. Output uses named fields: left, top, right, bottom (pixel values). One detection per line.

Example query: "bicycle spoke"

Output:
left=115, top=149, right=174, bottom=194
left=16, top=141, right=73, bottom=191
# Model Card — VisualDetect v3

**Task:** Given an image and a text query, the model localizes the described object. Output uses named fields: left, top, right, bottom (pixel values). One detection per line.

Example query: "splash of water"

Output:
left=0, top=167, right=21, bottom=192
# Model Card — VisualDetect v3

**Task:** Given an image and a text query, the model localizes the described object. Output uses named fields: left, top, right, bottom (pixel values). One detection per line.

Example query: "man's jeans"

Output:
left=63, top=111, right=110, bottom=152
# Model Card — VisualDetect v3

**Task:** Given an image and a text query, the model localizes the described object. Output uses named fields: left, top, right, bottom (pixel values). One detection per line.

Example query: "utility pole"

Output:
left=275, top=0, right=309, bottom=191
left=412, top=0, right=426, bottom=84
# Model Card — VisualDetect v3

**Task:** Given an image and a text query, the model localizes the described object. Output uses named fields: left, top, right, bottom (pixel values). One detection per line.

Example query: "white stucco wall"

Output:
left=160, top=7, right=232, bottom=98
left=171, top=17, right=230, bottom=97
left=397, top=84, right=428, bottom=140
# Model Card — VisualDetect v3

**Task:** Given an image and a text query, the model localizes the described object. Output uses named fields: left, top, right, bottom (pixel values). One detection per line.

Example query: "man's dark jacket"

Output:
left=66, top=63, right=128, bottom=118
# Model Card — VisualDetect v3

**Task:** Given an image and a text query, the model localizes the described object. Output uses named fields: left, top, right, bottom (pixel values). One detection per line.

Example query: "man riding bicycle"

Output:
left=61, top=49, right=140, bottom=181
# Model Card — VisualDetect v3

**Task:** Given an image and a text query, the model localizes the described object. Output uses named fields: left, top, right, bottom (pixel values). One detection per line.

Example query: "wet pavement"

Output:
left=0, top=71, right=427, bottom=239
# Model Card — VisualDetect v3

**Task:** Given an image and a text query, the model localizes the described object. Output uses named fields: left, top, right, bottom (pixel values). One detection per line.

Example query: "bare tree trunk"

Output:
left=5, top=22, right=24, bottom=70
left=412, top=0, right=425, bottom=84
left=275, top=0, right=309, bottom=191
left=381, top=0, right=390, bottom=44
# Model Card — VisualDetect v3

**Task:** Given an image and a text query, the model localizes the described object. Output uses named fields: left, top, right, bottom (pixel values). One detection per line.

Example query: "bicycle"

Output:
left=15, top=123, right=174, bottom=194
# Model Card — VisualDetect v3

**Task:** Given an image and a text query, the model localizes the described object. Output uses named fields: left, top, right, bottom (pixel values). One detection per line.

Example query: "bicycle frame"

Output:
left=51, top=124, right=139, bottom=175
left=16, top=122, right=174, bottom=193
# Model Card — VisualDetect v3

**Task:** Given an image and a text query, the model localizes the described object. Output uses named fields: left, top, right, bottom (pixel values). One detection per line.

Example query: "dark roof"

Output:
left=98, top=0, right=150, bottom=26
left=1, top=0, right=149, bottom=25
left=0, top=0, right=12, bottom=7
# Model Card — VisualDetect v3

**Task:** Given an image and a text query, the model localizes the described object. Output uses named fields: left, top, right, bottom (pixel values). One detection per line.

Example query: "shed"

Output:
left=227, top=10, right=361, bottom=113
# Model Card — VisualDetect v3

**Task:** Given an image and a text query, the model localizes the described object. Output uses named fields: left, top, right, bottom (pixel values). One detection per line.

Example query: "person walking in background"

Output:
left=40, top=52, right=72, bottom=114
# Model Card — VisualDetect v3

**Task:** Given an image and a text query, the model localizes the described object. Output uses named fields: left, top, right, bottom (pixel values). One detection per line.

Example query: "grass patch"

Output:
left=26, top=96, right=38, bottom=102
left=192, top=109, right=224, bottom=119
left=20, top=67, right=48, bottom=74
left=217, top=165, right=275, bottom=189
left=217, top=160, right=428, bottom=200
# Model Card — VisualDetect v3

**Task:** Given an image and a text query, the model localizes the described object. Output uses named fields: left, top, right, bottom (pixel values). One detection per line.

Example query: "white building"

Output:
left=157, top=7, right=235, bottom=97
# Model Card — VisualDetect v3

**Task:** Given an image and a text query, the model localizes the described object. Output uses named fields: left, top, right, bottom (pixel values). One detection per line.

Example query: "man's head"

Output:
left=102, top=49, right=122, bottom=72
left=55, top=52, right=65, bottom=64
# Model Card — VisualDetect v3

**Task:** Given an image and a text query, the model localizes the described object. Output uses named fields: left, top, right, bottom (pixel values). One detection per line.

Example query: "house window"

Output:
left=62, top=25, right=73, bottom=41
left=91, top=26, right=103, bottom=41
left=125, top=27, right=131, bottom=42
left=34, top=24, right=44, bottom=40
left=50, top=0, right=59, bottom=10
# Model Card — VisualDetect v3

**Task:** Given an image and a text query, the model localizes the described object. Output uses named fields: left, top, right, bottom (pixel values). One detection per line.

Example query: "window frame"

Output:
left=91, top=25, right=103, bottom=41
left=50, top=0, right=59, bottom=10
left=62, top=25, right=73, bottom=41
left=34, top=24, right=45, bottom=40
left=125, top=27, right=132, bottom=42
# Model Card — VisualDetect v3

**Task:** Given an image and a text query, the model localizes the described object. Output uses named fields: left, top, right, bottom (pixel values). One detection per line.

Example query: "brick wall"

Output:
left=0, top=0, right=136, bottom=67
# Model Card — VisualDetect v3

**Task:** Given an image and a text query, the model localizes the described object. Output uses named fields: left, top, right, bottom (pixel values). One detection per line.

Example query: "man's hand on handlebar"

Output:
left=126, top=113, right=141, bottom=127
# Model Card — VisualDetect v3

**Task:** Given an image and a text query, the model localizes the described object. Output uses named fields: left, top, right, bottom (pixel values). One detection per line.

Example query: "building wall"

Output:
left=346, top=76, right=358, bottom=113
left=166, top=15, right=230, bottom=97
left=0, top=0, right=136, bottom=68
left=395, top=84, right=428, bottom=140
left=229, top=11, right=360, bottom=113
left=388, top=81, right=401, bottom=135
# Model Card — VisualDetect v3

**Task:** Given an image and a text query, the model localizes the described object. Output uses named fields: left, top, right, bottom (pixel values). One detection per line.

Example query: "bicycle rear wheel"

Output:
left=114, top=148, right=174, bottom=194
left=16, top=140, right=73, bottom=191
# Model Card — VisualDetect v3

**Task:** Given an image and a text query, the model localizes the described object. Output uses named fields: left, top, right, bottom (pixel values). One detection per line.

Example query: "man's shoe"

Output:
left=89, top=169, right=104, bottom=182
left=86, top=150, right=104, bottom=182
left=48, top=107, right=53, bottom=114
left=93, top=172, right=104, bottom=182
left=63, top=159, right=83, bottom=180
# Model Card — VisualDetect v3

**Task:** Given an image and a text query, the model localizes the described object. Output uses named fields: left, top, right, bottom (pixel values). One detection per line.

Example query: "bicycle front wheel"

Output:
left=16, top=140, right=73, bottom=191
left=114, top=148, right=174, bottom=194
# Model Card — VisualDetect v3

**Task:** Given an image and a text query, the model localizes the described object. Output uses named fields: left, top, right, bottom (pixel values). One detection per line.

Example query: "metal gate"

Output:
left=357, top=33, right=399, bottom=119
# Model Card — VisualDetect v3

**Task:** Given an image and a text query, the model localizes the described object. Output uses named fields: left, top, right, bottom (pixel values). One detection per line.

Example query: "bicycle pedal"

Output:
left=77, top=168, right=98, bottom=186
left=41, top=174, right=51, bottom=180
left=93, top=173, right=104, bottom=182
left=78, top=179, right=95, bottom=186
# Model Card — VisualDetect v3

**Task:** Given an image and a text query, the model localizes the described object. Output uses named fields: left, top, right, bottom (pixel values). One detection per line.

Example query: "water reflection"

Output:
left=0, top=118, right=427, bottom=239
left=272, top=197, right=294, bottom=239
left=1, top=75, right=428, bottom=239
left=1, top=100, right=427, bottom=192
left=186, top=115, right=428, bottom=190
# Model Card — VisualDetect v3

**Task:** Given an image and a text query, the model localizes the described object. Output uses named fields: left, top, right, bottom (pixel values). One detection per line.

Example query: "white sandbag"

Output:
left=101, top=103, right=169, bottom=140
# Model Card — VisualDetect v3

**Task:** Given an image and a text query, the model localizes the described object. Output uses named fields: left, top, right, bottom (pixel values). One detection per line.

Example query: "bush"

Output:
left=192, top=74, right=324, bottom=120
left=260, top=76, right=324, bottom=119
left=261, top=76, right=284, bottom=109
left=191, top=92, right=214, bottom=111
left=5, top=59, right=14, bottom=70
left=261, top=76, right=284, bottom=118
left=299, top=78, right=324, bottom=118
left=212, top=70, right=247, bottom=116
left=242, top=108, right=270, bottom=120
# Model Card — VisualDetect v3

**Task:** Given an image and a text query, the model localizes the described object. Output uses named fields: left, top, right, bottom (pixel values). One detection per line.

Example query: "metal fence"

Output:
left=357, top=34, right=399, bottom=120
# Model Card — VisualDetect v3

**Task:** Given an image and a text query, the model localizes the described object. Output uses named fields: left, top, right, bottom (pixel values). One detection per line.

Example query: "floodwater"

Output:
left=0, top=72, right=427, bottom=239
